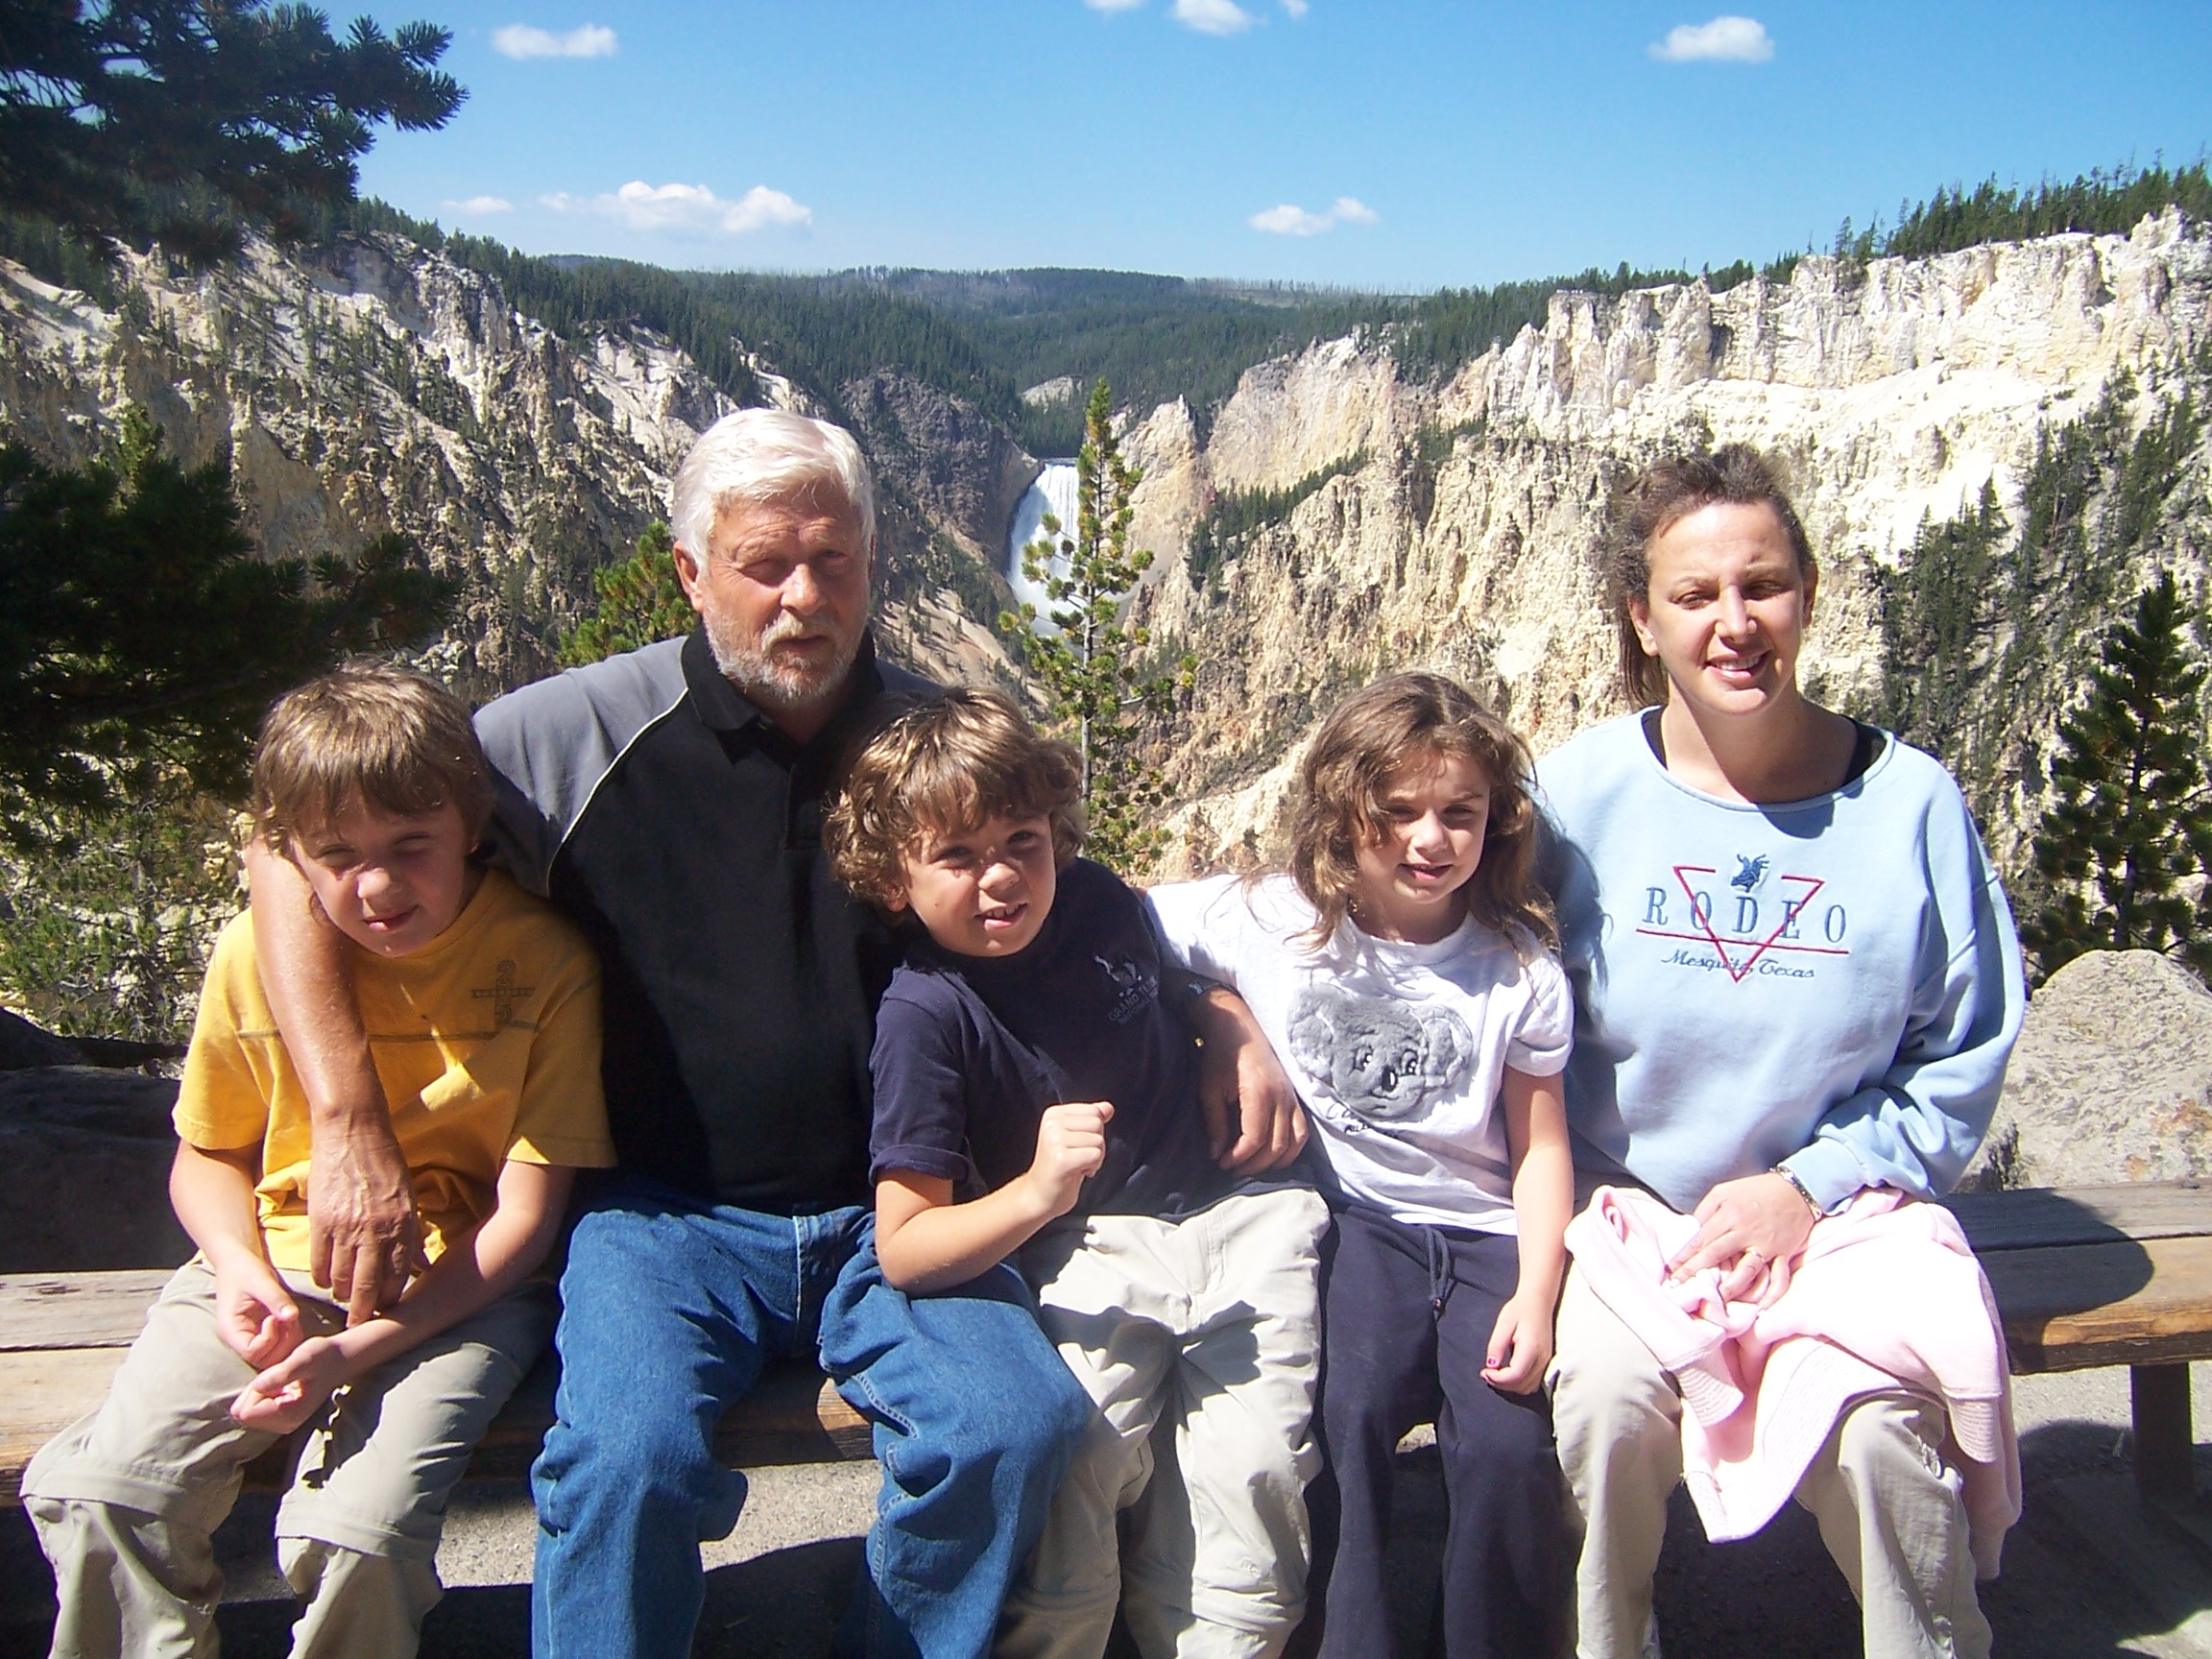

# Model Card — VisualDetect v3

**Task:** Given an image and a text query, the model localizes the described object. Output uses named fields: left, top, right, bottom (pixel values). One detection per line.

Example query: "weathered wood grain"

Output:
left=1982, top=1234, right=2212, bottom=1371
left=0, top=1348, right=127, bottom=1502
left=0, top=1270, right=174, bottom=1352
left=1945, top=1182, right=2212, bottom=1254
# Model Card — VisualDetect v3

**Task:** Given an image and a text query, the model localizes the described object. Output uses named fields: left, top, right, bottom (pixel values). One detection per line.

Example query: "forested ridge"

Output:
left=2, top=158, right=2202, bottom=458
left=111, top=157, right=2190, bottom=462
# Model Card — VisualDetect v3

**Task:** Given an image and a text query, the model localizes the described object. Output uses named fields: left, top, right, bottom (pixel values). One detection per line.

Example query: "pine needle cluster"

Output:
left=999, top=380, right=1191, bottom=872
left=2022, top=571, right=2212, bottom=979
left=556, top=522, right=694, bottom=667
left=0, top=410, right=454, bottom=849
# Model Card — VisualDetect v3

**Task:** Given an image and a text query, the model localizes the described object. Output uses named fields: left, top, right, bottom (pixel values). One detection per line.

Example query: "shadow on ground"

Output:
left=6, top=1422, right=2211, bottom=1656
left=1636, top=1424, right=2212, bottom=1659
left=204, top=1539, right=868, bottom=1658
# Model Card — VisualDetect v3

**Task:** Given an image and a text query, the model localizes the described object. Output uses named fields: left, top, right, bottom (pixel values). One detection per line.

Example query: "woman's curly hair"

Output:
left=1286, top=672, right=1555, bottom=956
left=826, top=688, right=1084, bottom=910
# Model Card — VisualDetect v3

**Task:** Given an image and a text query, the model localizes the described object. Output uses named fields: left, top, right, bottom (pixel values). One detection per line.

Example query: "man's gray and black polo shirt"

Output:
left=475, top=628, right=932, bottom=1214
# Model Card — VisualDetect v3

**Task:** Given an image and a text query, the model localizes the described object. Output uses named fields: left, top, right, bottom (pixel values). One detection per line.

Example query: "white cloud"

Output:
left=1249, top=204, right=1331, bottom=236
left=491, top=23, right=617, bottom=60
left=443, top=195, right=514, bottom=214
left=1173, top=0, right=1254, bottom=34
left=541, top=180, right=813, bottom=237
left=1084, top=0, right=1279, bottom=29
left=1248, top=197, right=1377, bottom=236
left=1648, top=15, right=1773, bottom=62
left=1280, top=0, right=1309, bottom=14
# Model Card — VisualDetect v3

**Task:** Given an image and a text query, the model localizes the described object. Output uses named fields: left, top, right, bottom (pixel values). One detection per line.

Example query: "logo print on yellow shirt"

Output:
left=471, top=959, right=535, bottom=1027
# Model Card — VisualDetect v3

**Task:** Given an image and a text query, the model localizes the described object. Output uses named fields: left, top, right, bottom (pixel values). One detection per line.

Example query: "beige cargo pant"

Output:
left=24, top=1260, right=552, bottom=1659
left=997, top=1188, right=1330, bottom=1659
left=1549, top=1262, right=1993, bottom=1659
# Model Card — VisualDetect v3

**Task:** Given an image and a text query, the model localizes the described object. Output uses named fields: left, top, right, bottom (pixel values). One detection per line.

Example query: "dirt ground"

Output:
left=5, top=1368, right=2210, bottom=1657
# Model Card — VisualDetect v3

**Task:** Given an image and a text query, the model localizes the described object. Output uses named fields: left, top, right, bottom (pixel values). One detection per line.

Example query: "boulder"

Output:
left=0, top=1007, right=81, bottom=1070
left=1964, top=950, right=2212, bottom=1190
left=0, top=1066, right=191, bottom=1272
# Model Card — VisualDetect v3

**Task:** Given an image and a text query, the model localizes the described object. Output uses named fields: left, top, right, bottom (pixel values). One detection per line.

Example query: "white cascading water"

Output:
left=1005, top=462, right=1079, bottom=627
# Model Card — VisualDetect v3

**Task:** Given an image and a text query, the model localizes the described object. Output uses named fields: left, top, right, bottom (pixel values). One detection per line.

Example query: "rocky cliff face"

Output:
left=0, top=233, right=1025, bottom=698
left=5, top=217, right=2208, bottom=875
left=1127, top=213, right=2212, bottom=873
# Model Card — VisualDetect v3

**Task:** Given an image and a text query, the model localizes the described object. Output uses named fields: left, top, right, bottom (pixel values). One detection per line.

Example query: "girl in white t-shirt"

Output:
left=1147, top=672, right=1573, bottom=1659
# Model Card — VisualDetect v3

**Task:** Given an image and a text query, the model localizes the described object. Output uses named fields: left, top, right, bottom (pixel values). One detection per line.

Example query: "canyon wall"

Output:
left=1123, top=213, right=2212, bottom=872
left=5, top=216, right=2209, bottom=878
left=0, top=234, right=1025, bottom=699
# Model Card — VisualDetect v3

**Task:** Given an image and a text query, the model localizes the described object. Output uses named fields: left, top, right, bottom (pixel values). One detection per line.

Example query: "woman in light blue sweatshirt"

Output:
left=1537, top=445, right=2025, bottom=1659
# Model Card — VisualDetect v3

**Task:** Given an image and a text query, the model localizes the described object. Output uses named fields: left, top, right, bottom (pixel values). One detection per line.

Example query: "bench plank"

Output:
left=0, top=1342, right=873, bottom=1505
left=1981, top=1234, right=2212, bottom=1371
left=0, top=1348, right=127, bottom=1502
left=0, top=1270, right=177, bottom=1352
left=11, top=1182, right=2212, bottom=1509
left=1945, top=1183, right=2212, bottom=1254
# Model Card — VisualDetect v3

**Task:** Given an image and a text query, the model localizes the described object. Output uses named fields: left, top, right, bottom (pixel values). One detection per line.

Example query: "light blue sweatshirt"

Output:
left=1535, top=712, right=2026, bottom=1214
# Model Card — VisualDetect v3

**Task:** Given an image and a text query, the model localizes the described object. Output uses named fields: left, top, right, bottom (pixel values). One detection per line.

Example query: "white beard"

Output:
left=702, top=608, right=862, bottom=715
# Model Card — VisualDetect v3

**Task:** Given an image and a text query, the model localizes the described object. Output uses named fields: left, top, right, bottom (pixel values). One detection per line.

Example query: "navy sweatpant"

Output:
left=1307, top=1202, right=1565, bottom=1659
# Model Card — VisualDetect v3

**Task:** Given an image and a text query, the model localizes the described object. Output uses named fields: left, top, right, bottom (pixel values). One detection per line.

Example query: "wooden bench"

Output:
left=1940, top=1180, right=2212, bottom=1504
left=5, top=1179, right=2208, bottom=1509
left=0, top=1271, right=872, bottom=1506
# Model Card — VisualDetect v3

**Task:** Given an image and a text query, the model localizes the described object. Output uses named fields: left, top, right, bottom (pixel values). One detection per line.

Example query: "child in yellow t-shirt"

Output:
left=24, top=665, right=613, bottom=1659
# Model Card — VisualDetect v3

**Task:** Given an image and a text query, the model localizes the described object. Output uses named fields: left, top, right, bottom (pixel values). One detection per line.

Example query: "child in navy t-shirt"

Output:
left=828, top=688, right=1328, bottom=1658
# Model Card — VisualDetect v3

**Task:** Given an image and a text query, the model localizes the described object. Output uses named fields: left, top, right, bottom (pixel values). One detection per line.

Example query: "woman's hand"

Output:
left=1665, top=1171, right=1818, bottom=1298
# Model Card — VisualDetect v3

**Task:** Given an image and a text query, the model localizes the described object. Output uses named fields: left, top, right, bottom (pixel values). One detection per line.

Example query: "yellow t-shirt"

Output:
left=175, top=869, right=615, bottom=1275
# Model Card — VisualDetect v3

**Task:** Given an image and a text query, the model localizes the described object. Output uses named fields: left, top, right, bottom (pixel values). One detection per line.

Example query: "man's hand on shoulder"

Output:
left=1190, top=985, right=1308, bottom=1173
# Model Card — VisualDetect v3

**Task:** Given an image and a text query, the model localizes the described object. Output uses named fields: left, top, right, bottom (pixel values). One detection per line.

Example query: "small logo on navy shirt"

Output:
left=1094, top=953, right=1158, bottom=1024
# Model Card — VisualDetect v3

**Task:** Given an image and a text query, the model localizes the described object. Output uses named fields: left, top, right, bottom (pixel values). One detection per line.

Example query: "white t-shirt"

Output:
left=1145, top=873, right=1572, bottom=1233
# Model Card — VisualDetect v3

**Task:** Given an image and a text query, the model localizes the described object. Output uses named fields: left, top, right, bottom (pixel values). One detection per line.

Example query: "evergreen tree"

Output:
left=0, top=0, right=463, bottom=262
left=0, top=411, right=455, bottom=845
left=2021, top=571, right=2212, bottom=978
left=999, top=379, right=1190, bottom=871
left=556, top=521, right=693, bottom=666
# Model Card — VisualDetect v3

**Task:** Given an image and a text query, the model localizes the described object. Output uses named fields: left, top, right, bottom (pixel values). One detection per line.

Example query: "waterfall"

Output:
left=1005, top=462, right=1079, bottom=627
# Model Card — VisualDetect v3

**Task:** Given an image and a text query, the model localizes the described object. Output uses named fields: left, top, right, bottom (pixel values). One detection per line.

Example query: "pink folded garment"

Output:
left=1563, top=1185, right=2021, bottom=1577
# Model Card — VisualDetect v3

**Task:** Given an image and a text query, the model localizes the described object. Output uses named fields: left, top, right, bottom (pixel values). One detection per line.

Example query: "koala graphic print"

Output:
left=1286, top=985, right=1474, bottom=1123
left=1145, top=873, right=1572, bottom=1232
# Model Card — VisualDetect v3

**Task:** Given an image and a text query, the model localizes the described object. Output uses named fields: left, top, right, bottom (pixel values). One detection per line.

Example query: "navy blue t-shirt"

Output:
left=870, top=858, right=1271, bottom=1221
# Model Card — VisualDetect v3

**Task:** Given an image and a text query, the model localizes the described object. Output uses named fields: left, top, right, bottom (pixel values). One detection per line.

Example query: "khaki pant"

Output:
left=1549, top=1263, right=1992, bottom=1659
left=24, top=1260, right=552, bottom=1659
left=998, top=1189, right=1331, bottom=1659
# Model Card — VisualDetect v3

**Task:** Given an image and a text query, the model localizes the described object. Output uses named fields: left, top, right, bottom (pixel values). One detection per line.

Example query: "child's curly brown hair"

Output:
left=1286, top=672, right=1556, bottom=956
left=827, top=688, right=1085, bottom=910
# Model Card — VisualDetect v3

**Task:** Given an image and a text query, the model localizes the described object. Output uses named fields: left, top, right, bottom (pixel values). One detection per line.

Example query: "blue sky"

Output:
left=353, top=1, right=2212, bottom=292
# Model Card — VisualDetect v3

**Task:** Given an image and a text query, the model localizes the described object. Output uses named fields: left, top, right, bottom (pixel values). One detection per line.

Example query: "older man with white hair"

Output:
left=243, top=408, right=1305, bottom=1658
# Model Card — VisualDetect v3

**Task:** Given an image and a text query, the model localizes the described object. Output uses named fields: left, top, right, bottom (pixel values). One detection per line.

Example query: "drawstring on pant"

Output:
left=1425, top=1226, right=1455, bottom=1320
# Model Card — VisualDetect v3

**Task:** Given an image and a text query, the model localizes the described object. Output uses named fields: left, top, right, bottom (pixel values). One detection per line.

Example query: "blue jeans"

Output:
left=530, top=1175, right=1091, bottom=1659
